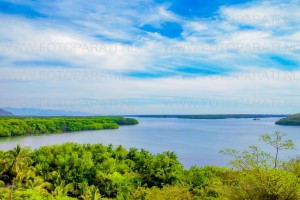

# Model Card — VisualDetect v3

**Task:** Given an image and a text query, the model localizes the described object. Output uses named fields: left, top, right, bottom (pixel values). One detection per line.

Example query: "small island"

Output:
left=275, top=113, right=300, bottom=126
left=0, top=116, right=138, bottom=137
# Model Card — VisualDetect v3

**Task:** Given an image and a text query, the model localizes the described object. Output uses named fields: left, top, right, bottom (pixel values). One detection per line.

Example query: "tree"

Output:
left=8, top=145, right=32, bottom=175
left=220, top=131, right=295, bottom=170
left=129, top=186, right=194, bottom=200
left=220, top=146, right=273, bottom=170
left=0, top=150, right=13, bottom=181
left=5, top=145, right=32, bottom=200
left=220, top=132, right=300, bottom=200
left=78, top=182, right=100, bottom=200
left=224, top=168, right=300, bottom=200
left=260, top=131, right=295, bottom=168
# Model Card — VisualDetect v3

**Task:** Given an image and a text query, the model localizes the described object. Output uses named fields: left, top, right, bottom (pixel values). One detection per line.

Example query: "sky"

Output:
left=0, top=0, right=300, bottom=115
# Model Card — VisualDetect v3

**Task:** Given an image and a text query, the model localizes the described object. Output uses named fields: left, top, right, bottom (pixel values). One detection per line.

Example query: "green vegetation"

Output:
left=0, top=117, right=138, bottom=137
left=276, top=113, right=300, bottom=126
left=0, top=131, right=300, bottom=199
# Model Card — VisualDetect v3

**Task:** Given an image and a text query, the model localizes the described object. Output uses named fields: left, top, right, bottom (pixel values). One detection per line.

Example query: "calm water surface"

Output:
left=0, top=117, right=299, bottom=168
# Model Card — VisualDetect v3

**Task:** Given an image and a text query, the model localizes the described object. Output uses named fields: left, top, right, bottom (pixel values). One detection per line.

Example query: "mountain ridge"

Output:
left=1, top=107, right=92, bottom=116
left=0, top=109, right=13, bottom=116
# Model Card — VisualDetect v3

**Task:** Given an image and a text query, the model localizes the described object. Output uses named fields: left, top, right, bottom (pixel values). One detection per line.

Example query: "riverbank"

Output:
left=0, top=116, right=138, bottom=137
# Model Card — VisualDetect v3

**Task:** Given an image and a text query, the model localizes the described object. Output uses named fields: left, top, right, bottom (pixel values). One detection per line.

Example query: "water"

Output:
left=0, top=117, right=299, bottom=168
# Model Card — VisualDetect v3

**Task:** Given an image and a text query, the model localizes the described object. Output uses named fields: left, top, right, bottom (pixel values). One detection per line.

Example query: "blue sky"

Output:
left=0, top=0, right=300, bottom=114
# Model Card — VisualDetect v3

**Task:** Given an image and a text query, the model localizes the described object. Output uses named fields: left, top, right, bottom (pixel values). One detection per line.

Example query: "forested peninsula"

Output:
left=275, top=113, right=300, bottom=126
left=0, top=117, right=138, bottom=137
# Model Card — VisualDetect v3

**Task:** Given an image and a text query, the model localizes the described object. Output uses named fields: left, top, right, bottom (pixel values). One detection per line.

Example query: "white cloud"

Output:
left=1, top=0, right=300, bottom=114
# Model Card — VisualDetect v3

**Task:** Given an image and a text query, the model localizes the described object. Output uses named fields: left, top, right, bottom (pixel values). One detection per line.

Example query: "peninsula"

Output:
left=0, top=116, right=138, bottom=137
left=275, top=113, right=300, bottom=126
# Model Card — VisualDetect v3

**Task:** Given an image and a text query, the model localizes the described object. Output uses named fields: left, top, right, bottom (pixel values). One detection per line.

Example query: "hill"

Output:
left=0, top=109, right=13, bottom=116
left=1, top=107, right=91, bottom=116
left=275, top=113, right=300, bottom=126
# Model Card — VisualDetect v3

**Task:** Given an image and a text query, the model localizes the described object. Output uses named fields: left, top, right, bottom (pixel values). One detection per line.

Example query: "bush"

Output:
left=224, top=168, right=300, bottom=200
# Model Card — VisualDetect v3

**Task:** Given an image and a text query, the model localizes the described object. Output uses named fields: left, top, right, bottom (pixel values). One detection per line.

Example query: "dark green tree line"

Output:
left=0, top=117, right=138, bottom=137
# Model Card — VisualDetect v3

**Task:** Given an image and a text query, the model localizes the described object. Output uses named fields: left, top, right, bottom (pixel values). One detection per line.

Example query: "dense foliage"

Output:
left=276, top=113, right=300, bottom=126
left=0, top=117, right=138, bottom=137
left=0, top=142, right=233, bottom=200
left=0, top=132, right=300, bottom=199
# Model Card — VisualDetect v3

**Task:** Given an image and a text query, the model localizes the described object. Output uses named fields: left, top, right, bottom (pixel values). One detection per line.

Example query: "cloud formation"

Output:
left=0, top=0, right=300, bottom=114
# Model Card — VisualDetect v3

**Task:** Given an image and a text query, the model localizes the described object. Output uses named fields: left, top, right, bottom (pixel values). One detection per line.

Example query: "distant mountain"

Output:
left=0, top=109, right=13, bottom=116
left=275, top=113, right=300, bottom=126
left=1, top=107, right=92, bottom=116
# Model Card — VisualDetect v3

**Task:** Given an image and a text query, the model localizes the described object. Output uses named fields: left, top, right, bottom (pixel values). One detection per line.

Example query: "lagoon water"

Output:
left=0, top=117, right=299, bottom=168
